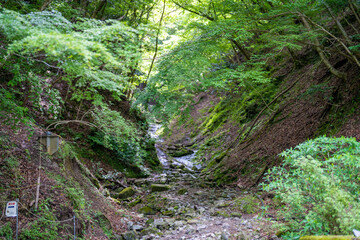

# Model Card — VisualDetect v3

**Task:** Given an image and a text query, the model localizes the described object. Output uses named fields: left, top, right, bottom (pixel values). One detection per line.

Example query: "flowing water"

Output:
left=129, top=124, right=275, bottom=239
left=148, top=124, right=199, bottom=170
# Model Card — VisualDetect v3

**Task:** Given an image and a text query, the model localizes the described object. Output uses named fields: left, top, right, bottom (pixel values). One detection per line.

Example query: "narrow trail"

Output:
left=122, top=124, right=277, bottom=240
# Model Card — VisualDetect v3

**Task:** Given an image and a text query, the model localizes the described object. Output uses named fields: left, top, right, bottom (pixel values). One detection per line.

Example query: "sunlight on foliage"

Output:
left=262, top=136, right=360, bottom=238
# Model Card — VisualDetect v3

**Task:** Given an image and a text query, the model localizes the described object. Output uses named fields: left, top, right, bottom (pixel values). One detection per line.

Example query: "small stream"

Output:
left=128, top=124, right=272, bottom=240
left=148, top=123, right=199, bottom=171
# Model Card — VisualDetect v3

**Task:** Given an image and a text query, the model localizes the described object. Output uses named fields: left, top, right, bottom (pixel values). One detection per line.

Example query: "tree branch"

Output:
left=171, top=0, right=215, bottom=21
left=0, top=46, right=62, bottom=70
left=144, top=0, right=166, bottom=86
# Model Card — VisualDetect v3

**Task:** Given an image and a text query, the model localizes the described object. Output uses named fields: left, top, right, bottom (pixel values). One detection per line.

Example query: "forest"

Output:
left=0, top=0, right=360, bottom=239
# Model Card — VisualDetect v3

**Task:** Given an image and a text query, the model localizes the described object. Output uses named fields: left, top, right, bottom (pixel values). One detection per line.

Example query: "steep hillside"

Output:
left=161, top=47, right=360, bottom=187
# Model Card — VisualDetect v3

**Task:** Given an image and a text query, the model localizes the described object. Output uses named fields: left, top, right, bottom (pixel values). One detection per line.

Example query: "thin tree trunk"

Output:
left=303, top=13, right=360, bottom=68
left=80, top=0, right=90, bottom=17
left=40, top=0, right=52, bottom=11
left=92, top=0, right=107, bottom=19
left=99, top=1, right=107, bottom=19
left=349, top=1, right=360, bottom=26
left=231, top=40, right=251, bottom=60
left=300, top=15, right=346, bottom=79
left=144, top=0, right=166, bottom=87
left=323, top=2, right=351, bottom=44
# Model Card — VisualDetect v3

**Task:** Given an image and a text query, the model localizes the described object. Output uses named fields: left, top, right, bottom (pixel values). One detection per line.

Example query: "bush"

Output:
left=20, top=201, right=60, bottom=240
left=0, top=222, right=13, bottom=240
left=261, top=136, right=360, bottom=238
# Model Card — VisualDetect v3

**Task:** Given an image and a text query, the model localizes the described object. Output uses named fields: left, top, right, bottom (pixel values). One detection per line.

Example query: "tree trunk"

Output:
left=323, top=3, right=351, bottom=44
left=40, top=0, right=52, bottom=11
left=300, top=15, right=346, bottom=80
left=231, top=40, right=251, bottom=61
left=92, top=0, right=107, bottom=19
left=144, top=0, right=166, bottom=87
left=349, top=1, right=360, bottom=26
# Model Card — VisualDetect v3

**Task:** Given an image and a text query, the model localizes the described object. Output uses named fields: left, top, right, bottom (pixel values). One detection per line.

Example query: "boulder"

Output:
left=117, top=187, right=136, bottom=199
left=138, top=206, right=157, bottom=215
left=151, top=184, right=170, bottom=192
left=230, top=212, right=243, bottom=218
left=121, top=231, right=137, bottom=240
left=177, top=188, right=188, bottom=195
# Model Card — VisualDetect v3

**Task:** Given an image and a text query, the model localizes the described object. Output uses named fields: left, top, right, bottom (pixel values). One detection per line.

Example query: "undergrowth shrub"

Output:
left=261, top=136, right=360, bottom=239
left=89, top=106, right=149, bottom=172
left=0, top=222, right=13, bottom=240
left=19, top=201, right=63, bottom=240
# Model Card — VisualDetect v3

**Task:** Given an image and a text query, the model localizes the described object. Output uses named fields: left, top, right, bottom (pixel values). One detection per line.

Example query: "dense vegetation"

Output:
left=263, top=136, right=360, bottom=238
left=0, top=0, right=360, bottom=239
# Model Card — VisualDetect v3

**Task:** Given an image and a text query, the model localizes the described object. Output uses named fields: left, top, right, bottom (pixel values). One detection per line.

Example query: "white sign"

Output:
left=5, top=201, right=17, bottom=217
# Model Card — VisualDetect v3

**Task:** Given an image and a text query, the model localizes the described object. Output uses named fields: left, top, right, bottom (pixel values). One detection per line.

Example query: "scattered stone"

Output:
left=177, top=188, right=188, bottom=195
left=161, top=209, right=175, bottom=216
left=150, top=184, right=171, bottom=192
left=138, top=206, right=157, bottom=215
left=174, top=221, right=185, bottom=227
left=230, top=212, right=243, bottom=218
left=220, top=233, right=229, bottom=240
left=132, top=225, right=144, bottom=231
left=215, top=200, right=230, bottom=208
left=127, top=221, right=134, bottom=230
left=187, top=219, right=199, bottom=225
left=117, top=187, right=136, bottom=199
left=121, top=231, right=137, bottom=240
left=153, top=218, right=170, bottom=230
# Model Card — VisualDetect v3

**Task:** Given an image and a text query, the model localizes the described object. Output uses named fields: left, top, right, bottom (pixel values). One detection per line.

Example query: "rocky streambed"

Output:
left=100, top=124, right=279, bottom=239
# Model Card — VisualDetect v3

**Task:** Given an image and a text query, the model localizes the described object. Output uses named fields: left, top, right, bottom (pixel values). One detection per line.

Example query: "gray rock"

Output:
left=221, top=233, right=229, bottom=240
left=122, top=231, right=137, bottom=240
left=127, top=221, right=134, bottom=230
left=132, top=225, right=144, bottom=231
left=174, top=220, right=185, bottom=227
left=153, top=218, right=170, bottom=230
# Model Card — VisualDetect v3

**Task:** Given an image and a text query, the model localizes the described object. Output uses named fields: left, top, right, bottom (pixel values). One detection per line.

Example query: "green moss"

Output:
left=199, top=83, right=277, bottom=134
left=177, top=188, right=188, bottom=195
left=138, top=206, right=157, bottom=215
left=117, top=187, right=136, bottom=199
left=230, top=212, right=243, bottom=218
left=315, top=100, right=360, bottom=137
left=299, top=236, right=355, bottom=240
left=213, top=211, right=230, bottom=217
left=161, top=210, right=175, bottom=216
left=151, top=184, right=171, bottom=192
left=168, top=147, right=194, bottom=157
left=234, top=195, right=260, bottom=214
left=128, top=197, right=142, bottom=207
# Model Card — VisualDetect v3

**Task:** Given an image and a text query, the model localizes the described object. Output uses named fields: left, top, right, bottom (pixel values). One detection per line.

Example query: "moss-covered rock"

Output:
left=128, top=197, right=142, bottom=207
left=299, top=236, right=355, bottom=240
left=230, top=212, right=243, bottom=218
left=138, top=206, right=157, bottom=215
left=151, top=184, right=170, bottom=192
left=168, top=147, right=194, bottom=157
left=121, top=231, right=137, bottom=240
left=233, top=195, right=260, bottom=214
left=212, top=210, right=230, bottom=217
left=117, top=187, right=136, bottom=199
left=161, top=210, right=175, bottom=216
left=177, top=188, right=188, bottom=195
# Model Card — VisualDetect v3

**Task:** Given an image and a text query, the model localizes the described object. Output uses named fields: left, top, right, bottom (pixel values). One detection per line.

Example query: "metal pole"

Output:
left=73, top=215, right=76, bottom=240
left=16, top=199, right=19, bottom=240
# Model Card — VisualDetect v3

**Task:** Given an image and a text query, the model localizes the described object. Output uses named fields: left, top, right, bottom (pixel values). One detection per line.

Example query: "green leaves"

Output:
left=0, top=8, right=146, bottom=110
left=262, top=136, right=360, bottom=237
